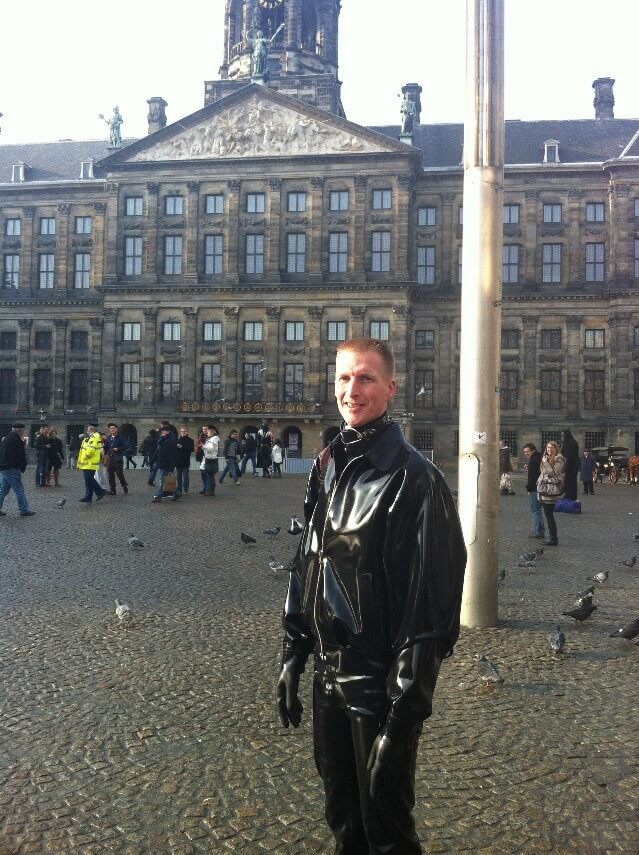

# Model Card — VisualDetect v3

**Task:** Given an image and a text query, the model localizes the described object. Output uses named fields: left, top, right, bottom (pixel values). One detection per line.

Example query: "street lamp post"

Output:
left=458, top=0, right=505, bottom=627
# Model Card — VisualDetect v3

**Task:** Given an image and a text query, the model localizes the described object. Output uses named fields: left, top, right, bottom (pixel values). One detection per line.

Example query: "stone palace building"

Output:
left=1, top=0, right=639, bottom=462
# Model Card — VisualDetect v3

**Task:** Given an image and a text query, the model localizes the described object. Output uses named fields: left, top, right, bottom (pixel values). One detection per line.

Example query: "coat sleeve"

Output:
left=280, top=459, right=322, bottom=667
left=382, top=464, right=466, bottom=733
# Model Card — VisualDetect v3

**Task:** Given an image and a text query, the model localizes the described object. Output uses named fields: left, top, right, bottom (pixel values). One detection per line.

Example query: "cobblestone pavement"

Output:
left=1, top=467, right=638, bottom=855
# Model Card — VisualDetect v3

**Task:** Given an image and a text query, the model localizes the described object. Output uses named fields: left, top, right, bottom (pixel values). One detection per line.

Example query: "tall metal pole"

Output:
left=458, top=0, right=504, bottom=627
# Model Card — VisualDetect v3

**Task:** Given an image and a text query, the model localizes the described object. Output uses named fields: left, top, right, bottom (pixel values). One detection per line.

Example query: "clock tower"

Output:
left=205, top=0, right=344, bottom=117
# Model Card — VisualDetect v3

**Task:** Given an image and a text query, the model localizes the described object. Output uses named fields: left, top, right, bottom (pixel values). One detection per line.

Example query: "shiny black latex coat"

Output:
left=282, top=421, right=466, bottom=729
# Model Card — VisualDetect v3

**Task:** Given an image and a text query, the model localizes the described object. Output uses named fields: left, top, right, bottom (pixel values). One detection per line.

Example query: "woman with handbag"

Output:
left=199, top=425, right=219, bottom=497
left=536, top=440, right=566, bottom=546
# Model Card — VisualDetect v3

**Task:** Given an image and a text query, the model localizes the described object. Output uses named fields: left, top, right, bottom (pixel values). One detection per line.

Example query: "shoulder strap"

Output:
left=318, top=445, right=332, bottom=484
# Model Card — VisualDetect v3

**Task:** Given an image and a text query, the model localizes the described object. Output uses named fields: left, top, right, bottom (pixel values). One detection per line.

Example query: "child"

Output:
left=271, top=440, right=283, bottom=478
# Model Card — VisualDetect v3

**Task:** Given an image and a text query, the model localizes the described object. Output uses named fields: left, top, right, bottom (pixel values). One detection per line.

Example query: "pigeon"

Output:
left=241, top=532, right=257, bottom=546
left=548, top=626, right=566, bottom=654
left=57, top=498, right=66, bottom=507
left=590, top=571, right=609, bottom=584
left=474, top=654, right=504, bottom=683
left=288, top=516, right=304, bottom=536
left=609, top=617, right=639, bottom=642
left=263, top=526, right=281, bottom=540
left=577, top=585, right=595, bottom=600
left=127, top=534, right=146, bottom=548
left=634, top=533, right=639, bottom=540
left=268, top=557, right=284, bottom=573
left=518, top=560, right=536, bottom=569
left=534, top=546, right=544, bottom=558
left=115, top=599, right=132, bottom=622
left=497, top=566, right=506, bottom=584
left=574, top=592, right=594, bottom=609
left=519, top=552, right=537, bottom=563
left=561, top=602, right=598, bottom=623
left=619, top=556, right=637, bottom=569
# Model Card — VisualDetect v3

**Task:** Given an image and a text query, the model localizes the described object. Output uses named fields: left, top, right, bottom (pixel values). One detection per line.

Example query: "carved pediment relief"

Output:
left=130, top=94, right=385, bottom=162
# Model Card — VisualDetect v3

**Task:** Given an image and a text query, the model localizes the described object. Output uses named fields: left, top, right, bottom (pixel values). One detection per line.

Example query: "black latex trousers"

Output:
left=312, top=664, right=423, bottom=855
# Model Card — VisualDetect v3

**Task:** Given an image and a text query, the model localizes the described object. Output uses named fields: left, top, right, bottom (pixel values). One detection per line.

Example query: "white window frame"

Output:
left=329, top=190, right=349, bottom=212
left=372, top=189, right=392, bottom=210
left=74, top=252, right=91, bottom=289
left=75, top=216, right=92, bottom=235
left=417, top=246, right=435, bottom=285
left=5, top=218, right=20, bottom=237
left=287, top=233, right=306, bottom=273
left=418, top=207, right=436, bottom=226
left=39, top=253, right=55, bottom=289
left=371, top=231, right=391, bottom=273
left=39, top=217, right=56, bottom=236
left=244, top=321, right=263, bottom=342
left=164, top=235, right=183, bottom=275
left=503, top=204, right=520, bottom=224
left=369, top=320, right=390, bottom=340
left=125, top=237, right=143, bottom=276
left=329, top=232, right=348, bottom=273
left=203, top=321, right=222, bottom=342
left=246, top=234, right=264, bottom=274
left=543, top=203, right=562, bottom=224
left=162, top=363, right=180, bottom=399
left=586, top=202, right=605, bottom=223
left=205, top=234, right=223, bottom=275
left=502, top=244, right=519, bottom=284
left=287, top=192, right=307, bottom=213
left=162, top=322, right=181, bottom=342
left=122, top=322, right=141, bottom=342
left=122, top=363, right=140, bottom=401
left=585, top=329, right=605, bottom=349
left=542, top=243, right=562, bottom=283
left=585, top=242, right=605, bottom=282
left=3, top=254, right=19, bottom=288
left=285, top=321, right=305, bottom=342
left=125, top=196, right=143, bottom=217
left=246, top=193, right=265, bottom=214
left=205, top=194, right=224, bottom=215
left=165, top=195, right=183, bottom=216
left=327, top=321, right=347, bottom=342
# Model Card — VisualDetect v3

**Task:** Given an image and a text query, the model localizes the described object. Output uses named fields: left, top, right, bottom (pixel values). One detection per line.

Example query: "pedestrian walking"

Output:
left=124, top=436, right=137, bottom=470
left=257, top=422, right=273, bottom=477
left=151, top=425, right=179, bottom=503
left=580, top=448, right=596, bottom=495
left=239, top=431, right=258, bottom=477
left=522, top=442, right=545, bottom=539
left=271, top=440, right=284, bottom=477
left=219, top=429, right=242, bottom=485
left=277, top=337, right=466, bottom=853
left=68, top=432, right=81, bottom=469
left=561, top=428, right=579, bottom=501
left=140, top=429, right=158, bottom=482
left=199, top=425, right=219, bottom=496
left=537, top=440, right=566, bottom=546
left=46, top=428, right=64, bottom=486
left=77, top=422, right=107, bottom=503
left=104, top=423, right=129, bottom=495
left=33, top=425, right=50, bottom=487
left=0, top=423, right=36, bottom=517
left=176, top=426, right=195, bottom=495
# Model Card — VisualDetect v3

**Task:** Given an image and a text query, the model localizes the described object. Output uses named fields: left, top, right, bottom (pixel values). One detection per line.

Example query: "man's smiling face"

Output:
left=335, top=348, right=396, bottom=429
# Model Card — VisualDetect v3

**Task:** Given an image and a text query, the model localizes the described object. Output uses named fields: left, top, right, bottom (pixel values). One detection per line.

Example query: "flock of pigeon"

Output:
left=477, top=543, right=639, bottom=684
left=114, top=516, right=306, bottom=623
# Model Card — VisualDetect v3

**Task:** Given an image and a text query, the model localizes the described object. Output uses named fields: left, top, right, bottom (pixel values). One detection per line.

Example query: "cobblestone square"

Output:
left=1, top=468, right=638, bottom=854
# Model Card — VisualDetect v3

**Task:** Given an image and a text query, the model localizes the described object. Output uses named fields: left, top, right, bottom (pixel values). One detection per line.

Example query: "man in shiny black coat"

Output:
left=277, top=339, right=466, bottom=854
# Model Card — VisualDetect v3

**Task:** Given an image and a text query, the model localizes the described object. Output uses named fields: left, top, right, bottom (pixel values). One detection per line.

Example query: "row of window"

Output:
left=4, top=237, right=639, bottom=289
left=7, top=197, right=639, bottom=240
left=413, top=369, right=608, bottom=411
left=3, top=216, right=93, bottom=237
left=0, top=365, right=623, bottom=412
left=0, top=323, right=630, bottom=354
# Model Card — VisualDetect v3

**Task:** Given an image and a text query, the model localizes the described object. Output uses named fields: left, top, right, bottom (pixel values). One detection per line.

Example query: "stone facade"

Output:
left=1, top=0, right=639, bottom=462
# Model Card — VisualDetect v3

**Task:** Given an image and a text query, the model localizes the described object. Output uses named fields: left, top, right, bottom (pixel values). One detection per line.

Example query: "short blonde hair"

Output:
left=336, top=337, right=395, bottom=376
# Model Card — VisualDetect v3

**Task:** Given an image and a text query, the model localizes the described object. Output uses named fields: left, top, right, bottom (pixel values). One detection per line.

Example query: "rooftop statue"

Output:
left=99, top=106, right=123, bottom=147
left=249, top=23, right=285, bottom=80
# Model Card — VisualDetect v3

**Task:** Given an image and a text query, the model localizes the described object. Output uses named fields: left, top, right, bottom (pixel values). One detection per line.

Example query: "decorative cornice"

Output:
left=187, top=181, right=200, bottom=192
left=57, top=204, right=71, bottom=214
left=105, top=183, right=119, bottom=193
left=354, top=176, right=368, bottom=189
left=201, top=347, right=223, bottom=356
left=89, top=318, right=103, bottom=329
left=283, top=346, right=306, bottom=355
left=307, top=306, right=324, bottom=319
left=183, top=307, right=198, bottom=318
left=266, top=306, right=281, bottom=318
left=350, top=307, right=366, bottom=317
left=243, top=347, right=264, bottom=356
left=268, top=178, right=282, bottom=190
left=93, top=202, right=107, bottom=213
left=311, top=177, right=325, bottom=189
left=392, top=305, right=409, bottom=317
left=227, top=180, right=240, bottom=192
left=103, top=309, right=117, bottom=320
left=143, top=308, right=158, bottom=319
left=224, top=306, right=239, bottom=317
left=146, top=182, right=160, bottom=194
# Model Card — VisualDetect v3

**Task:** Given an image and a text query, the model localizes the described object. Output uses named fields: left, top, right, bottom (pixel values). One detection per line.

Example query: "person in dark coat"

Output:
left=0, top=424, right=35, bottom=517
left=140, top=429, right=158, bottom=482
left=104, top=423, right=129, bottom=495
left=33, top=425, right=50, bottom=487
left=580, top=448, right=596, bottom=495
left=175, top=426, right=195, bottom=495
left=151, top=426, right=179, bottom=503
left=46, top=428, right=64, bottom=486
left=257, top=422, right=273, bottom=477
left=523, top=442, right=545, bottom=538
left=239, top=431, right=258, bottom=477
left=561, top=428, right=579, bottom=501
left=277, top=338, right=466, bottom=854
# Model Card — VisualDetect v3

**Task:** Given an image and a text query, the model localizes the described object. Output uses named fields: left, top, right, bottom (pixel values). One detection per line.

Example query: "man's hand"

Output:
left=276, top=660, right=303, bottom=728
left=367, top=729, right=418, bottom=801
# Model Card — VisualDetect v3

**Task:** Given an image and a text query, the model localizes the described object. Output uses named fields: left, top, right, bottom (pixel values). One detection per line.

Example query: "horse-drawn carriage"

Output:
left=591, top=446, right=639, bottom=483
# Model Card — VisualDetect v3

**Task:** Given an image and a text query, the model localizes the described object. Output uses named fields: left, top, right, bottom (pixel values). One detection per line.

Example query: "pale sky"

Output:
left=1, top=0, right=637, bottom=145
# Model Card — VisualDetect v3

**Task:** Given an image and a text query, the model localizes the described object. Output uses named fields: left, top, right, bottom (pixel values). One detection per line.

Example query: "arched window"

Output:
left=301, top=0, right=318, bottom=51
left=282, top=426, right=303, bottom=457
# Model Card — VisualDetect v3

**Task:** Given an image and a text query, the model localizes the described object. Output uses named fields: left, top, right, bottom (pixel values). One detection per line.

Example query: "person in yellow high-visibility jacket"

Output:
left=77, top=421, right=107, bottom=503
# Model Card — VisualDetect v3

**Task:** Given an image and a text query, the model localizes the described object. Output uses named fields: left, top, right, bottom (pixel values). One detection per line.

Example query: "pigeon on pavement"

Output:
left=577, top=585, right=595, bottom=600
left=519, top=552, right=537, bottom=563
left=590, top=571, right=609, bottom=584
left=288, top=516, right=304, bottom=536
left=115, top=599, right=132, bottom=622
left=608, top=617, right=639, bottom=642
left=127, top=534, right=146, bottom=548
left=561, top=602, right=598, bottom=623
left=474, top=655, right=504, bottom=683
left=548, top=626, right=566, bottom=654
left=264, top=526, right=282, bottom=540
left=57, top=498, right=66, bottom=507
left=518, top=559, right=536, bottom=569
left=574, top=592, right=594, bottom=608
left=241, top=532, right=257, bottom=546
left=619, top=555, right=637, bottom=568
left=268, top=557, right=284, bottom=573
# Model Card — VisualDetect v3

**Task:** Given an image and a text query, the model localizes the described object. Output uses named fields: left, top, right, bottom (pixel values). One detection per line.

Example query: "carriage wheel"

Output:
left=609, top=468, right=618, bottom=484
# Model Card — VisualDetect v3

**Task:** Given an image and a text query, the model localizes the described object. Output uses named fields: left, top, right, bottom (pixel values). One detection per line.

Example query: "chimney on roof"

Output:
left=147, top=97, right=168, bottom=135
left=592, top=77, right=615, bottom=119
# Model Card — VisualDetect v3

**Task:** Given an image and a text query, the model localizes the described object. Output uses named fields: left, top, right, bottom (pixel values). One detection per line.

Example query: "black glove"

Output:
left=276, top=656, right=304, bottom=728
left=367, top=727, right=420, bottom=801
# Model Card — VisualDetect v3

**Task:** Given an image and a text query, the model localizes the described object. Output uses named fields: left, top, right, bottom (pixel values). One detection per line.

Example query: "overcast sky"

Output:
left=1, top=0, right=638, bottom=145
